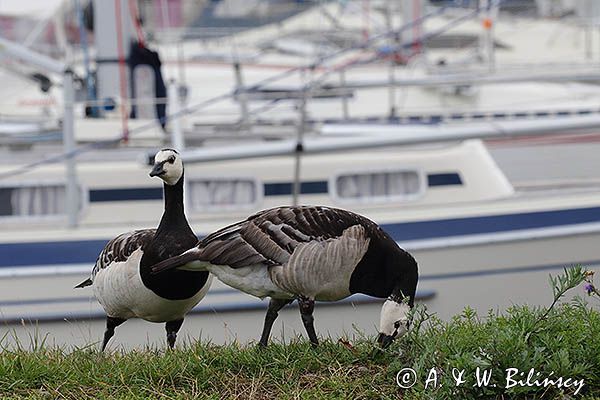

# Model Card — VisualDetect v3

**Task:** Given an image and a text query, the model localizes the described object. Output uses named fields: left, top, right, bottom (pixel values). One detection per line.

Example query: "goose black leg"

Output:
left=102, top=316, right=126, bottom=352
left=298, top=297, right=318, bottom=347
left=166, top=319, right=184, bottom=349
left=258, top=298, right=292, bottom=347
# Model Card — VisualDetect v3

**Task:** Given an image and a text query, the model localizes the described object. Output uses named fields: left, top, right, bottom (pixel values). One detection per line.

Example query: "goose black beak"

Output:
left=149, top=162, right=166, bottom=177
left=377, top=333, right=394, bottom=349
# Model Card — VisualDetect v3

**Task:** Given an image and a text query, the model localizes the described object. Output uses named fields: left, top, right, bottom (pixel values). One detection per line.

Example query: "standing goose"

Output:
left=151, top=206, right=418, bottom=348
left=75, top=149, right=212, bottom=351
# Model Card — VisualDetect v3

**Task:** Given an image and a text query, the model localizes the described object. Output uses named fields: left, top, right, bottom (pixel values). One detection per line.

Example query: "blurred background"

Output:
left=1, top=0, right=600, bottom=350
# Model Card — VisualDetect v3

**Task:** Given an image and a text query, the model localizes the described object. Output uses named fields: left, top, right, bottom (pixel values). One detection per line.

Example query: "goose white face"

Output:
left=377, top=300, right=410, bottom=348
left=149, top=149, right=183, bottom=185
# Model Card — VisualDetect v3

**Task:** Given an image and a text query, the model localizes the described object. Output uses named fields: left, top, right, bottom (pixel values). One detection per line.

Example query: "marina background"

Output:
left=1, top=0, right=600, bottom=350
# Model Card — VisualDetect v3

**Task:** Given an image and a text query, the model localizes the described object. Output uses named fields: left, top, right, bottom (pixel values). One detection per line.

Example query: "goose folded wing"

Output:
left=152, top=206, right=375, bottom=274
left=92, top=229, right=156, bottom=277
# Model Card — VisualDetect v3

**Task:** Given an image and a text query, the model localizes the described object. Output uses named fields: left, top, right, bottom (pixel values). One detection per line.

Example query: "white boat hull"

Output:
left=1, top=224, right=598, bottom=349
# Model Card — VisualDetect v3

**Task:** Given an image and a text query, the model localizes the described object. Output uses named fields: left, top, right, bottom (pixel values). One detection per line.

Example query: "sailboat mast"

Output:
left=93, top=0, right=135, bottom=124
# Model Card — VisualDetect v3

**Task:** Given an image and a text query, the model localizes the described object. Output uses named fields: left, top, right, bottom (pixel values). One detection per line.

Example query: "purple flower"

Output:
left=584, top=283, right=595, bottom=295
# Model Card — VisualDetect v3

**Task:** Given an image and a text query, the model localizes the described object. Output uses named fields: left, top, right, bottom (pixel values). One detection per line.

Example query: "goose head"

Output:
left=149, top=148, right=183, bottom=185
left=377, top=296, right=410, bottom=349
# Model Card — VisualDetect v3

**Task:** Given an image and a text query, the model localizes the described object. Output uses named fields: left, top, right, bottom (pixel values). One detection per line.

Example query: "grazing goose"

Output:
left=151, top=206, right=418, bottom=348
left=75, top=149, right=212, bottom=351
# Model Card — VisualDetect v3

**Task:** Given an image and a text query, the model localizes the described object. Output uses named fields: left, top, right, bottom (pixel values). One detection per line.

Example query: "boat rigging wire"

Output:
left=0, top=2, right=488, bottom=181
left=129, top=0, right=146, bottom=47
left=115, top=0, right=130, bottom=142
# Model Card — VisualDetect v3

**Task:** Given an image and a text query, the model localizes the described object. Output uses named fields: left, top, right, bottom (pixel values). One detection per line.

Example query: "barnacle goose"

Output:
left=75, top=149, right=212, bottom=350
left=151, top=206, right=418, bottom=348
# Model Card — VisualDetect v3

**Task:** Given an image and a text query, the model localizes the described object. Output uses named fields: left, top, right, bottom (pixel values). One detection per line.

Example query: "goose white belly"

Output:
left=205, top=256, right=359, bottom=302
left=93, top=249, right=211, bottom=322
left=207, top=263, right=293, bottom=300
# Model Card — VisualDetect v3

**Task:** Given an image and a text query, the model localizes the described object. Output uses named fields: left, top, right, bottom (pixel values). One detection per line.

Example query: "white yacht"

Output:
left=1, top=0, right=599, bottom=347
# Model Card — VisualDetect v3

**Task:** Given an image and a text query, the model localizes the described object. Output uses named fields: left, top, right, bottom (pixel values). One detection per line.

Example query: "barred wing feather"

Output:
left=152, top=206, right=383, bottom=274
left=92, top=229, right=156, bottom=277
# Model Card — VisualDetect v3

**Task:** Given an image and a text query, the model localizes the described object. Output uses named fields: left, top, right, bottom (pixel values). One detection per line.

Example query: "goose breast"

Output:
left=93, top=248, right=212, bottom=322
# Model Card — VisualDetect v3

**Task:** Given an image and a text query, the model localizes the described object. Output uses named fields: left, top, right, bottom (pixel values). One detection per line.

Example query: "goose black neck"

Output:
left=157, top=174, right=189, bottom=233
left=390, top=257, right=418, bottom=307
left=141, top=171, right=208, bottom=301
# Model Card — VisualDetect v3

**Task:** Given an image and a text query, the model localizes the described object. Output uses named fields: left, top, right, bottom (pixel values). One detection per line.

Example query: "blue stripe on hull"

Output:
left=89, top=188, right=162, bottom=202
left=264, top=181, right=329, bottom=196
left=2, top=205, right=600, bottom=268
left=380, top=206, right=600, bottom=241
left=0, top=239, right=108, bottom=267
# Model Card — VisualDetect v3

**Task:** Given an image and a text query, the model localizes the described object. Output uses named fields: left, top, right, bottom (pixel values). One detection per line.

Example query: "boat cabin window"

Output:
left=333, top=170, right=422, bottom=203
left=0, top=183, right=71, bottom=219
left=188, top=178, right=260, bottom=210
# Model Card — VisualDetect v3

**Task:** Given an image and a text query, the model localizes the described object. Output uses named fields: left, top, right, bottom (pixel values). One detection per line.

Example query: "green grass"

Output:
left=0, top=268, right=599, bottom=399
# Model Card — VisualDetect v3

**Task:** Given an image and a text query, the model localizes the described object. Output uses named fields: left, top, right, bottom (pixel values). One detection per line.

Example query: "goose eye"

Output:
left=168, top=156, right=176, bottom=163
left=393, top=321, right=401, bottom=329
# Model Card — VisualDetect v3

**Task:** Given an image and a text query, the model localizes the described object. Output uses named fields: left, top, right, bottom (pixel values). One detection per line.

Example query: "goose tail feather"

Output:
left=151, top=248, right=201, bottom=274
left=74, top=278, right=93, bottom=289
